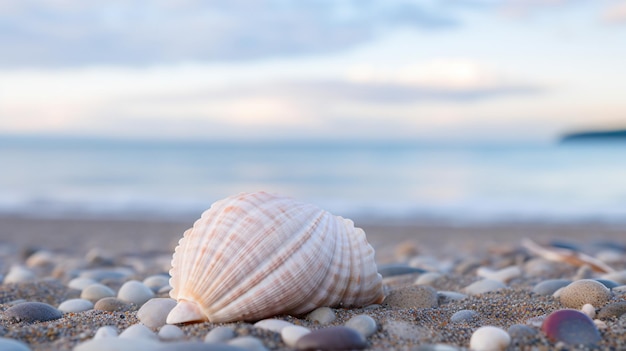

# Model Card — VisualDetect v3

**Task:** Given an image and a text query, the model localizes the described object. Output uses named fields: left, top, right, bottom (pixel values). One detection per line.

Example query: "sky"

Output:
left=1, top=0, right=626, bottom=143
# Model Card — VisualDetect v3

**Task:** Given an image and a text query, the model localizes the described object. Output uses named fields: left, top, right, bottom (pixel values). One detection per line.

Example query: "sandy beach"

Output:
left=1, top=215, right=625, bottom=350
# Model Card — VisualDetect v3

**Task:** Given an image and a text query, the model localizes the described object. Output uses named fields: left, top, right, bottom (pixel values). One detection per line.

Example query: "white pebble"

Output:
left=136, top=298, right=176, bottom=329
left=4, top=265, right=36, bottom=284
left=68, top=278, right=97, bottom=291
left=281, top=325, right=311, bottom=348
left=414, top=272, right=442, bottom=286
left=476, top=266, right=521, bottom=283
left=345, top=315, right=377, bottom=337
left=204, top=326, right=236, bottom=343
left=581, top=303, right=596, bottom=319
left=463, top=279, right=506, bottom=295
left=119, top=324, right=158, bottom=340
left=253, top=319, right=293, bottom=332
left=94, top=326, right=118, bottom=339
left=143, top=275, right=170, bottom=292
left=58, top=299, right=94, bottom=313
left=74, top=338, right=159, bottom=351
left=594, top=319, right=608, bottom=329
left=228, top=336, right=268, bottom=351
left=158, top=324, right=184, bottom=341
left=0, top=337, right=31, bottom=351
left=307, top=307, right=336, bottom=324
left=117, top=280, right=155, bottom=306
left=80, top=283, right=116, bottom=302
left=470, top=326, right=511, bottom=351
left=25, top=250, right=56, bottom=267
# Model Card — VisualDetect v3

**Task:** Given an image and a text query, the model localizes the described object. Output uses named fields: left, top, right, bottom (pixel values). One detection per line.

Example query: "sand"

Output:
left=1, top=215, right=625, bottom=350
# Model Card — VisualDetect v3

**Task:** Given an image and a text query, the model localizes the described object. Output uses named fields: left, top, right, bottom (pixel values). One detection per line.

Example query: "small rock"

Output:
left=81, top=283, right=116, bottom=302
left=476, top=266, right=521, bottom=283
left=3, top=266, right=36, bottom=284
left=383, top=285, right=438, bottom=309
left=306, top=307, right=336, bottom=324
left=94, top=326, right=118, bottom=339
left=94, top=297, right=133, bottom=312
left=158, top=342, right=247, bottom=351
left=601, top=270, right=626, bottom=284
left=74, top=338, right=160, bottom=351
left=541, top=309, right=601, bottom=345
left=79, top=268, right=134, bottom=281
left=507, top=324, right=538, bottom=339
left=68, top=278, right=98, bottom=291
left=3, top=302, right=63, bottom=323
left=559, top=279, right=612, bottom=309
left=204, top=326, right=236, bottom=343
left=137, top=298, right=177, bottom=329
left=158, top=324, right=184, bottom=341
left=295, top=326, right=367, bottom=350
left=531, top=279, right=571, bottom=296
left=378, top=264, right=426, bottom=278
left=227, top=336, right=268, bottom=351
left=58, top=298, right=94, bottom=313
left=597, top=301, right=626, bottom=319
left=463, top=279, right=506, bottom=296
left=119, top=323, right=158, bottom=340
left=0, top=337, right=31, bottom=351
left=143, top=275, right=170, bottom=292
left=594, top=279, right=619, bottom=289
left=345, top=315, right=377, bottom=337
left=281, top=326, right=311, bottom=348
left=253, top=319, right=293, bottom=333
left=469, top=326, right=510, bottom=351
left=415, top=272, right=442, bottom=286
left=581, top=303, right=596, bottom=319
left=450, top=310, right=478, bottom=323
left=117, top=280, right=155, bottom=306
left=437, top=291, right=467, bottom=304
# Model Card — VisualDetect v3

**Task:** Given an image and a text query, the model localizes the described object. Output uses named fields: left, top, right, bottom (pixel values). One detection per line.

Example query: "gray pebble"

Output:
left=68, top=278, right=97, bottom=291
left=158, top=324, right=184, bottom=341
left=143, top=275, right=170, bottom=292
left=119, top=323, right=158, bottom=340
left=595, top=279, right=619, bottom=289
left=532, top=279, right=571, bottom=296
left=79, top=268, right=134, bottom=281
left=137, top=298, right=176, bottom=329
left=295, top=326, right=367, bottom=350
left=450, top=310, right=478, bottom=323
left=383, top=285, right=438, bottom=309
left=0, top=337, right=31, bottom=351
left=159, top=342, right=247, bottom=351
left=94, top=297, right=133, bottom=312
left=228, top=336, right=268, bottom=351
left=414, top=345, right=460, bottom=351
left=559, top=279, right=612, bottom=309
left=463, top=279, right=506, bottom=295
left=81, top=283, right=116, bottom=302
left=437, top=291, right=467, bottom=304
left=58, top=298, right=94, bottom=313
left=3, top=302, right=62, bottom=323
left=378, top=264, right=426, bottom=277
left=597, top=301, right=626, bottom=319
left=94, top=326, right=118, bottom=339
left=345, top=314, right=377, bottom=337
left=204, top=326, right=236, bottom=343
left=507, top=324, right=538, bottom=338
left=306, top=307, right=336, bottom=324
left=74, top=338, right=160, bottom=351
left=117, top=280, right=155, bottom=306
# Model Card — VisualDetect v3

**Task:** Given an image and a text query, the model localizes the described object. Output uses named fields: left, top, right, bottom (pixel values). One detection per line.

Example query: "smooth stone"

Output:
left=383, top=285, right=438, bottom=309
left=437, top=291, right=467, bottom=303
left=25, top=250, right=56, bottom=267
left=3, top=302, right=63, bottom=323
left=559, top=279, right=612, bottom=309
left=281, top=326, right=311, bottom=348
left=158, top=324, right=184, bottom=341
left=204, top=326, right=236, bottom=343
left=476, top=266, right=521, bottom=283
left=143, top=275, right=170, bottom=292
left=507, top=324, right=538, bottom=338
left=94, top=326, right=118, bottom=339
left=597, top=301, right=626, bottom=319
left=94, top=297, right=133, bottom=312
left=306, top=307, right=336, bottom=324
left=81, top=283, right=116, bottom=302
left=595, top=279, right=619, bottom=289
left=74, top=338, right=160, bottom=351
left=68, top=278, right=98, bottom=291
left=469, top=326, right=511, bottom=351
left=295, top=326, right=367, bottom=350
left=541, top=309, right=601, bottom=345
left=79, top=268, right=134, bottom=281
left=384, top=320, right=427, bottom=342
left=463, top=279, right=506, bottom=295
left=3, top=266, right=36, bottom=284
left=119, top=323, right=158, bottom=340
left=450, top=310, right=478, bottom=323
left=58, top=298, right=94, bottom=313
left=227, top=336, right=268, bottom=351
left=601, top=270, right=626, bottom=284
left=137, top=298, right=177, bottom=329
left=414, top=345, right=460, bottom=351
left=531, top=279, right=571, bottom=296
left=345, top=314, right=377, bottom=337
left=378, top=264, right=426, bottom=277
left=0, top=337, right=31, bottom=351
left=117, top=280, right=155, bottom=306
left=581, top=303, right=596, bottom=319
left=253, top=319, right=293, bottom=332
left=415, top=272, right=442, bottom=286
left=159, top=342, right=247, bottom=351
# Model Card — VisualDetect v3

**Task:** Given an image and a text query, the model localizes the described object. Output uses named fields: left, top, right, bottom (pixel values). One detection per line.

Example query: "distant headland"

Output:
left=560, top=128, right=626, bottom=143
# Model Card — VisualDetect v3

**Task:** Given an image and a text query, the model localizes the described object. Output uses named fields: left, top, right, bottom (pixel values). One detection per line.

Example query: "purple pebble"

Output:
left=541, top=309, right=601, bottom=346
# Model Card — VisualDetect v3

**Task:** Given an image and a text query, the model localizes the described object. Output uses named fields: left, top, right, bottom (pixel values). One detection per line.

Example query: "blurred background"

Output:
left=0, top=0, right=625, bottom=223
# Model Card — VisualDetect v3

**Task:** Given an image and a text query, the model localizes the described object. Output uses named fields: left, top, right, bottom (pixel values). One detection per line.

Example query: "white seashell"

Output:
left=167, top=192, right=385, bottom=324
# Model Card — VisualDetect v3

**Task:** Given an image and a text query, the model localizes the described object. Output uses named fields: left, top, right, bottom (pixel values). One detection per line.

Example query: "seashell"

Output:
left=521, top=239, right=615, bottom=274
left=167, top=192, right=385, bottom=324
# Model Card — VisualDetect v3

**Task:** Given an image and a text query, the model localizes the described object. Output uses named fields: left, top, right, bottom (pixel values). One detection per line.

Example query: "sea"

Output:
left=1, top=135, right=625, bottom=224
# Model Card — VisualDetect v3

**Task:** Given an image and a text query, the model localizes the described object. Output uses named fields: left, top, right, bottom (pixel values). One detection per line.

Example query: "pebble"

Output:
left=437, top=291, right=467, bottom=303
left=295, top=326, right=367, bottom=350
left=58, top=298, right=94, bottom=313
left=94, top=297, right=133, bottom=312
left=601, top=270, right=626, bottom=284
left=462, top=279, right=506, bottom=295
left=3, top=265, right=36, bottom=284
left=74, top=338, right=160, bottom=351
left=94, top=326, right=118, bottom=339
left=531, top=279, right=571, bottom=296
left=476, top=266, right=521, bottom=283
left=119, top=323, right=158, bottom=340
left=383, top=285, right=438, bottom=308
left=117, top=280, right=155, bottom=306
left=3, top=302, right=63, bottom=323
left=450, top=309, right=478, bottom=323
left=541, top=309, right=601, bottom=345
left=227, top=336, right=268, bottom=351
left=68, top=278, right=98, bottom=291
left=415, top=272, right=442, bottom=286
left=306, top=307, right=336, bottom=324
left=0, top=337, right=31, bottom=351
left=79, top=268, right=134, bottom=281
left=559, top=279, right=612, bottom=309
left=158, top=324, right=184, bottom=341
left=143, top=275, right=170, bottom=292
left=137, top=298, right=177, bottom=329
left=81, top=283, right=116, bottom=302
left=25, top=250, right=56, bottom=267
left=378, top=264, right=426, bottom=277
left=595, top=278, right=619, bottom=289
left=469, top=326, right=511, bottom=351
left=597, top=301, right=626, bottom=319
left=281, top=325, right=311, bottom=348
left=581, top=303, right=596, bottom=319
left=253, top=319, right=293, bottom=333
left=345, top=314, right=377, bottom=337
left=507, top=324, right=538, bottom=338
left=159, top=342, right=248, bottom=351
left=204, top=326, right=236, bottom=343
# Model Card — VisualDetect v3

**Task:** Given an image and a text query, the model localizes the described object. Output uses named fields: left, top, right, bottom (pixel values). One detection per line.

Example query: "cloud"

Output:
left=0, top=0, right=459, bottom=68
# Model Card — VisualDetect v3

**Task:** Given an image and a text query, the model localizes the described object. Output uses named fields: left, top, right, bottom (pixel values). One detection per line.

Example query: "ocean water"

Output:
left=1, top=136, right=625, bottom=224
